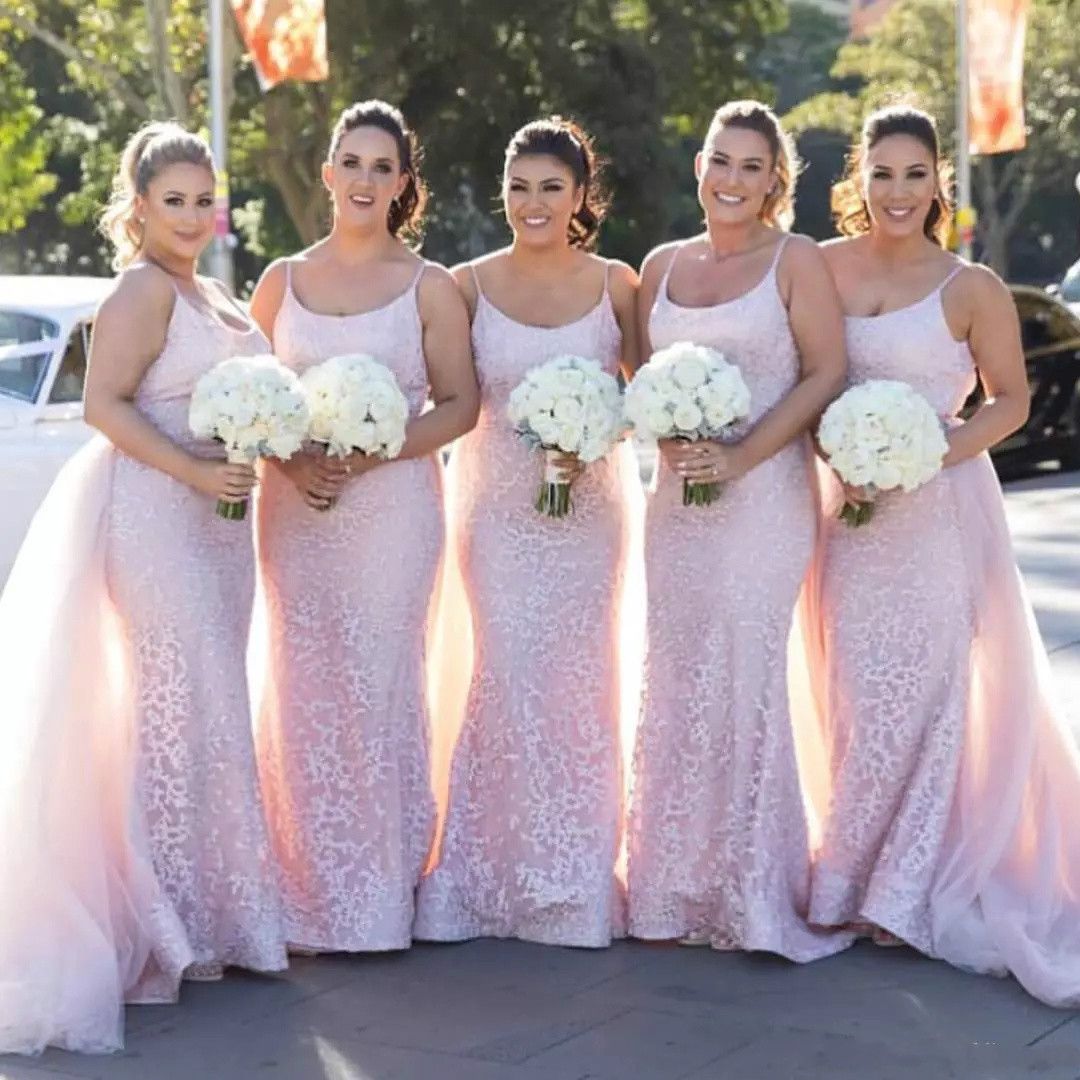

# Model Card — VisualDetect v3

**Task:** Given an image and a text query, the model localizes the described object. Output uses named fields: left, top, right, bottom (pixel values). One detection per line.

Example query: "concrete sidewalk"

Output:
left=3, top=470, right=1079, bottom=1080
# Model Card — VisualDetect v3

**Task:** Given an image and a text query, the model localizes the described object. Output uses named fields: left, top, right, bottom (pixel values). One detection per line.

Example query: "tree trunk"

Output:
left=261, top=88, right=329, bottom=244
left=143, top=0, right=188, bottom=122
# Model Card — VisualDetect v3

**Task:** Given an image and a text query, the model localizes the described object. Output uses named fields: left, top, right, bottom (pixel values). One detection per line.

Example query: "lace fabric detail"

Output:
left=105, top=297, right=287, bottom=976
left=416, top=282, right=635, bottom=948
left=806, top=286, right=980, bottom=946
left=626, top=242, right=849, bottom=960
left=255, top=264, right=442, bottom=950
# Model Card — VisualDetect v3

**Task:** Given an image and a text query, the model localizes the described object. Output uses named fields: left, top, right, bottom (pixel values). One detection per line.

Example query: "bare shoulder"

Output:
left=818, top=235, right=861, bottom=270
left=604, top=258, right=639, bottom=299
left=98, top=262, right=175, bottom=326
left=952, top=259, right=1008, bottom=302
left=417, top=260, right=463, bottom=304
left=640, top=239, right=685, bottom=285
left=778, top=231, right=826, bottom=271
left=254, top=257, right=293, bottom=292
left=449, top=259, right=482, bottom=310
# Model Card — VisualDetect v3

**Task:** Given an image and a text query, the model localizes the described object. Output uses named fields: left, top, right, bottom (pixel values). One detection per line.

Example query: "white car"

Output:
left=0, top=275, right=112, bottom=583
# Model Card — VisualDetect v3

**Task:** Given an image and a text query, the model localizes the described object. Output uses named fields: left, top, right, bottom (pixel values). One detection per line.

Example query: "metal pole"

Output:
left=956, top=0, right=975, bottom=261
left=208, top=0, right=234, bottom=288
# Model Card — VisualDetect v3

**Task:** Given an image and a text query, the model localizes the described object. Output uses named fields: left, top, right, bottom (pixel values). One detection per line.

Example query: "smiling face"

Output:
left=323, top=125, right=407, bottom=232
left=503, top=153, right=580, bottom=250
left=862, top=133, right=938, bottom=241
left=695, top=125, right=776, bottom=228
left=135, top=162, right=215, bottom=263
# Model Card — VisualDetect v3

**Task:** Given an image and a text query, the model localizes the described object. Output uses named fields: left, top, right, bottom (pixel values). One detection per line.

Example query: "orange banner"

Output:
left=968, top=0, right=1028, bottom=155
left=850, top=0, right=899, bottom=38
left=230, top=0, right=328, bottom=90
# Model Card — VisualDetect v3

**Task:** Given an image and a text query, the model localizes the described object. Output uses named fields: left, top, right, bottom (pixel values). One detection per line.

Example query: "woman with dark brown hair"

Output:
left=416, top=117, right=641, bottom=947
left=249, top=100, right=478, bottom=954
left=803, top=105, right=1080, bottom=1007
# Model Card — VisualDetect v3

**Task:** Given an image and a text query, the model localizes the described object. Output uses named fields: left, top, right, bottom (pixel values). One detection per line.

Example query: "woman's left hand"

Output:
left=666, top=440, right=748, bottom=485
left=339, top=451, right=381, bottom=481
left=551, top=453, right=586, bottom=484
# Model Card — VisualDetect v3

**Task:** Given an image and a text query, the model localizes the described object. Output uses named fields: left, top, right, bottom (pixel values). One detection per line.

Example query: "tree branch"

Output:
left=142, top=0, right=189, bottom=122
left=8, top=12, right=151, bottom=120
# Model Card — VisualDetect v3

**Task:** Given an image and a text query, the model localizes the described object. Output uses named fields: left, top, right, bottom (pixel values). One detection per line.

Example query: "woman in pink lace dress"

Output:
left=416, top=119, right=641, bottom=947
left=804, top=105, right=1080, bottom=1006
left=0, top=124, right=287, bottom=1054
left=249, top=101, right=477, bottom=953
left=625, top=101, right=848, bottom=960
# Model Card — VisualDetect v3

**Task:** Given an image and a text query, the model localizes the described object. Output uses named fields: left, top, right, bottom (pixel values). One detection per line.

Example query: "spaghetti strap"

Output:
left=468, top=263, right=485, bottom=301
left=769, top=233, right=792, bottom=274
left=939, top=264, right=966, bottom=291
left=409, top=259, right=428, bottom=291
left=656, top=244, right=685, bottom=302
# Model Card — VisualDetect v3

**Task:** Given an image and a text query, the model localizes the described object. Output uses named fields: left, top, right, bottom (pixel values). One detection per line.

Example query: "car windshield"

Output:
left=1062, top=267, right=1080, bottom=304
left=0, top=310, right=59, bottom=403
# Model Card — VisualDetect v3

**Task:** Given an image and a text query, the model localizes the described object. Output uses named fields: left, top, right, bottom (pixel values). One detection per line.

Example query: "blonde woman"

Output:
left=626, top=100, right=848, bottom=960
left=0, top=123, right=286, bottom=1054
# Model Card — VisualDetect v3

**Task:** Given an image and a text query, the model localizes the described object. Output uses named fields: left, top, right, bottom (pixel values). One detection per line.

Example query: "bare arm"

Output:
left=607, top=260, right=641, bottom=380
left=942, top=267, right=1029, bottom=466
left=83, top=265, right=255, bottom=503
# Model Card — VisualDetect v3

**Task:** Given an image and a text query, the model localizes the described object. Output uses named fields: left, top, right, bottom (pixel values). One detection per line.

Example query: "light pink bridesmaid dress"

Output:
left=256, top=261, right=443, bottom=952
left=804, top=266, right=1080, bottom=1006
left=415, top=264, right=635, bottom=948
left=626, top=237, right=848, bottom=961
left=0, top=281, right=287, bottom=1054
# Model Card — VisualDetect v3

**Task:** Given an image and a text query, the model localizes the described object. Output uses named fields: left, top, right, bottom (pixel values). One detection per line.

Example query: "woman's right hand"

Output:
left=272, top=450, right=349, bottom=510
left=841, top=482, right=874, bottom=505
left=186, top=458, right=258, bottom=503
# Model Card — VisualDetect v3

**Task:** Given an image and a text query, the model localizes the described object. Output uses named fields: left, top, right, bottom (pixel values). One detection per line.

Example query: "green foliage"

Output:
left=0, top=0, right=786, bottom=275
left=0, top=49, right=56, bottom=232
left=784, top=0, right=1080, bottom=279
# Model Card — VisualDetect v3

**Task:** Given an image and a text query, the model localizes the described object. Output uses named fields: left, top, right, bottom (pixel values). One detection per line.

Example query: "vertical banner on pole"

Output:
left=850, top=0, right=900, bottom=38
left=968, top=0, right=1029, bottom=155
left=229, top=0, right=329, bottom=90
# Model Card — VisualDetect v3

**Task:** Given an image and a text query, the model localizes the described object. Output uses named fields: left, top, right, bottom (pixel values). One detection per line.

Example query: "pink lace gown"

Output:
left=626, top=239, right=848, bottom=961
left=803, top=270, right=1080, bottom=1006
left=416, top=267, right=635, bottom=948
left=0, top=286, right=287, bottom=1054
left=255, top=262, right=443, bottom=952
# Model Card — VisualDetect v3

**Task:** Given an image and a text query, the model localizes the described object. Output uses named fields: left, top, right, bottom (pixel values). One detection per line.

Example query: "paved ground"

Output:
left=3, top=469, right=1079, bottom=1080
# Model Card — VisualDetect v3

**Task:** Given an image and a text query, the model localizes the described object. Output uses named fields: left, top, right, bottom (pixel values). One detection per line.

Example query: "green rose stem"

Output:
left=839, top=499, right=875, bottom=527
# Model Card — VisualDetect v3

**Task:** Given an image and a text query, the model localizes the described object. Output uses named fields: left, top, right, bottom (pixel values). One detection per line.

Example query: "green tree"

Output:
left=0, top=36, right=56, bottom=233
left=785, top=0, right=1080, bottom=279
left=0, top=0, right=786, bottom=279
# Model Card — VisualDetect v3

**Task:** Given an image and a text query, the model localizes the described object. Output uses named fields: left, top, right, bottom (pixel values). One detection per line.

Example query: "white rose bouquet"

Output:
left=301, top=353, right=409, bottom=510
left=817, top=379, right=949, bottom=527
left=624, top=341, right=751, bottom=506
left=507, top=354, right=623, bottom=518
left=189, top=353, right=310, bottom=520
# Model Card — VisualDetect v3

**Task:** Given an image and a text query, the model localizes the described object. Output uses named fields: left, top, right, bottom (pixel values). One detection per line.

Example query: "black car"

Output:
left=978, top=286, right=1080, bottom=477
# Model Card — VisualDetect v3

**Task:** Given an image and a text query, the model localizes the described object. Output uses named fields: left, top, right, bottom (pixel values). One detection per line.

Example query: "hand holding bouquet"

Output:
left=817, top=379, right=948, bottom=527
left=507, top=354, right=623, bottom=518
left=300, top=353, right=409, bottom=509
left=624, top=341, right=751, bottom=506
left=189, top=353, right=310, bottom=520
